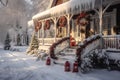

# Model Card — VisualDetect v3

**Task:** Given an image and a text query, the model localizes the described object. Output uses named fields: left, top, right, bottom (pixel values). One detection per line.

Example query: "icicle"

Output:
left=32, top=0, right=96, bottom=20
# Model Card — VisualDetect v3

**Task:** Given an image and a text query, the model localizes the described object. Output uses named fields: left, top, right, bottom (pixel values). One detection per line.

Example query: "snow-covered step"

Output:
left=38, top=45, right=51, bottom=53
left=54, top=53, right=76, bottom=65
left=60, top=48, right=76, bottom=55
left=105, top=49, right=120, bottom=60
left=53, top=57, right=75, bottom=65
left=106, top=49, right=120, bottom=53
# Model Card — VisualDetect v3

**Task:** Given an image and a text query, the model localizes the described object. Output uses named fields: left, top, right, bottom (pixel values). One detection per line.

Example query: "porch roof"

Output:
left=28, top=20, right=34, bottom=27
left=32, top=0, right=95, bottom=20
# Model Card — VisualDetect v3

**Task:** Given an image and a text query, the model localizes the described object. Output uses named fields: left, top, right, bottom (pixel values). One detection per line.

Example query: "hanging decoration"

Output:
left=44, top=20, right=50, bottom=30
left=77, top=12, right=88, bottom=26
left=35, top=21, right=42, bottom=32
left=58, top=16, right=67, bottom=27
left=34, top=20, right=42, bottom=32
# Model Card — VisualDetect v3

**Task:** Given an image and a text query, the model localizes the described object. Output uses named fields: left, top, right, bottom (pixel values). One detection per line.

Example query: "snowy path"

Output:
left=0, top=47, right=120, bottom=80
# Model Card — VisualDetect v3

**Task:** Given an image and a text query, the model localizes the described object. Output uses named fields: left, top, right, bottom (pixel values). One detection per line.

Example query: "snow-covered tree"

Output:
left=17, top=34, right=21, bottom=46
left=27, top=32, right=39, bottom=55
left=4, top=33, right=11, bottom=50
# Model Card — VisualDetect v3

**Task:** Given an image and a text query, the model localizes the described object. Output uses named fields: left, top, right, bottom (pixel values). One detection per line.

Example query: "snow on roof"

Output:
left=32, top=0, right=95, bottom=20
left=28, top=20, right=34, bottom=27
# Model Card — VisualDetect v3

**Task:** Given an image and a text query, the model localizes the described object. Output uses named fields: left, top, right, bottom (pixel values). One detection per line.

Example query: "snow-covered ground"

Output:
left=0, top=46, right=120, bottom=80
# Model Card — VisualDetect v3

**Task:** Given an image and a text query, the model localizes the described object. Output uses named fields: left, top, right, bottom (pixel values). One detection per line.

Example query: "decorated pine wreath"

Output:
left=58, top=16, right=67, bottom=27
left=77, top=12, right=88, bottom=26
left=44, top=20, right=50, bottom=30
left=34, top=21, right=42, bottom=32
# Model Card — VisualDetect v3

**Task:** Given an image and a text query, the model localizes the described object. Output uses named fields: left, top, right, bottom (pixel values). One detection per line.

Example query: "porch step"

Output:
left=60, top=48, right=77, bottom=55
left=105, top=49, right=120, bottom=60
left=54, top=48, right=76, bottom=65
left=53, top=57, right=75, bottom=65
left=106, top=49, right=120, bottom=53
left=38, top=45, right=51, bottom=53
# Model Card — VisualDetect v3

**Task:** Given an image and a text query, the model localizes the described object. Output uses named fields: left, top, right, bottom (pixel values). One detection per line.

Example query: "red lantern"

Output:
left=72, top=61, right=79, bottom=72
left=64, top=61, right=71, bottom=72
left=46, top=57, right=51, bottom=65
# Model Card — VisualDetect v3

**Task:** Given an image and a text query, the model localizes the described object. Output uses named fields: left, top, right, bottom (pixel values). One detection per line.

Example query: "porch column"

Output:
left=66, top=14, right=73, bottom=47
left=38, top=28, right=40, bottom=38
left=52, top=18, right=58, bottom=42
left=42, top=21, right=45, bottom=45
left=99, top=0, right=103, bottom=35
left=67, top=14, right=73, bottom=37
left=67, top=14, right=70, bottom=37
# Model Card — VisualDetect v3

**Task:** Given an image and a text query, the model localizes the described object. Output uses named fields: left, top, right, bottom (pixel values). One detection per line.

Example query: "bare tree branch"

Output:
left=0, top=0, right=8, bottom=6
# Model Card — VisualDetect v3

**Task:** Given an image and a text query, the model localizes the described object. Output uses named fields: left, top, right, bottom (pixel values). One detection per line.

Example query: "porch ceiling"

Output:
left=32, top=0, right=95, bottom=20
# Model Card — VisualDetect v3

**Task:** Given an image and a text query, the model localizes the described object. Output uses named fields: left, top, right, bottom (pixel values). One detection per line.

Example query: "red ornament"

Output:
left=58, top=16, right=67, bottom=27
left=46, top=57, right=51, bottom=65
left=72, top=61, right=79, bottom=72
left=64, top=61, right=71, bottom=72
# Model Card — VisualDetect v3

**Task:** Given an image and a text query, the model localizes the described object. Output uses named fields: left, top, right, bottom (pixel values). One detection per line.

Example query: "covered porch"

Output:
left=32, top=0, right=96, bottom=46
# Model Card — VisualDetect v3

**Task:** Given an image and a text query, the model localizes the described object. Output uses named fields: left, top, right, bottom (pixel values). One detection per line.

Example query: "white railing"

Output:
left=78, top=34, right=101, bottom=58
left=103, top=35, right=120, bottom=49
left=44, top=38, right=55, bottom=45
left=38, top=38, right=61, bottom=45
left=54, top=39, right=69, bottom=55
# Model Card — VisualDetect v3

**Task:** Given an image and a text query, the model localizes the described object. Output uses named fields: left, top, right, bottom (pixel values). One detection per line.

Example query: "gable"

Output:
left=51, top=0, right=69, bottom=7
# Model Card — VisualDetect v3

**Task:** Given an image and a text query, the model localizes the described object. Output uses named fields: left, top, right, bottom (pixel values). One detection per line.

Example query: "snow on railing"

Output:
left=76, top=34, right=102, bottom=62
left=76, top=34, right=120, bottom=63
left=103, top=35, right=120, bottom=49
left=49, top=37, right=70, bottom=59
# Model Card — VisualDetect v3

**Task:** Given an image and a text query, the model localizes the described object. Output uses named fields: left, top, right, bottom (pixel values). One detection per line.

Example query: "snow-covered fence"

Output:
left=103, top=35, right=120, bottom=49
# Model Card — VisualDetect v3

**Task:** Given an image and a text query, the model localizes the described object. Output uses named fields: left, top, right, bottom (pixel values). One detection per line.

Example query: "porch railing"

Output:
left=76, top=34, right=102, bottom=62
left=49, top=37, right=70, bottom=59
left=76, top=34, right=120, bottom=63
left=103, top=35, right=120, bottom=49
left=38, top=38, right=61, bottom=45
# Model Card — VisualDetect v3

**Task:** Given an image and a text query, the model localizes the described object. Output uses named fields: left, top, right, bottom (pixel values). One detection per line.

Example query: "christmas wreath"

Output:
left=44, top=20, right=50, bottom=30
left=77, top=12, right=88, bottom=26
left=58, top=16, right=67, bottom=27
left=35, top=21, right=42, bottom=32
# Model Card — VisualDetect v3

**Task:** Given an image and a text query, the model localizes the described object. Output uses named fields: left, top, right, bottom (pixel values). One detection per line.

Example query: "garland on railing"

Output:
left=76, top=35, right=101, bottom=64
left=49, top=37, right=70, bottom=59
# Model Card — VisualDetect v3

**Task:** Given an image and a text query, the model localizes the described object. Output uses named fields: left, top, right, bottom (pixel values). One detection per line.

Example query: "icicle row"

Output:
left=32, top=0, right=96, bottom=20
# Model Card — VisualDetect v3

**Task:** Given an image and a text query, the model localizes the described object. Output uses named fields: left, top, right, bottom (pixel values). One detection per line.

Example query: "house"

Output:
left=30, top=0, right=120, bottom=59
